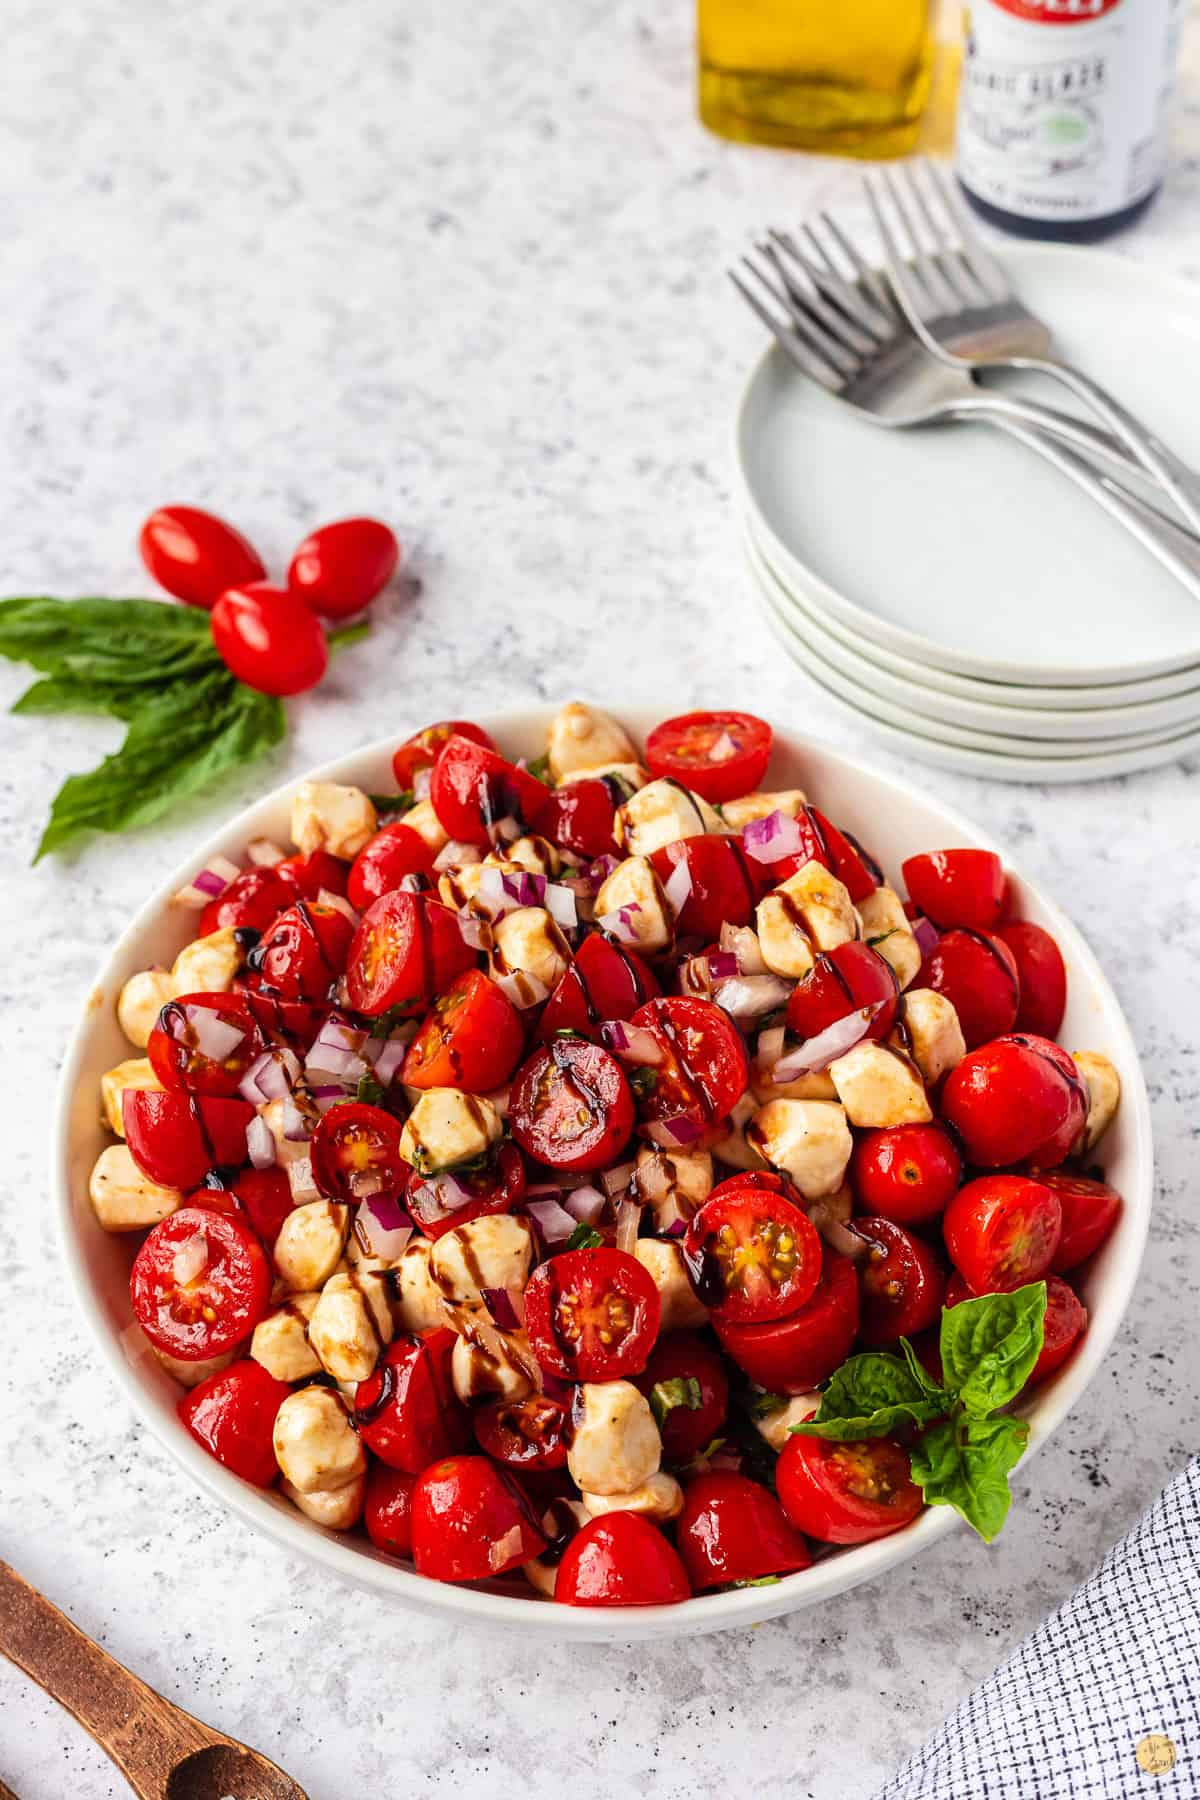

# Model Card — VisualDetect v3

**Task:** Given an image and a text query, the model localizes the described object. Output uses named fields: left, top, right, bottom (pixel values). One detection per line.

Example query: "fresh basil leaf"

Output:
left=368, top=790, right=414, bottom=816
left=368, top=1003, right=418, bottom=1039
left=525, top=751, right=551, bottom=783
left=789, top=1352, right=947, bottom=1441
left=0, top=596, right=219, bottom=692
left=909, top=1412, right=1030, bottom=1543
left=749, top=1389, right=789, bottom=1419
left=354, top=1073, right=385, bottom=1106
left=732, top=1575, right=780, bottom=1588
left=939, top=1283, right=1047, bottom=1416
left=648, top=1376, right=702, bottom=1429
left=327, top=621, right=370, bottom=654
left=565, top=1224, right=603, bottom=1252
left=899, top=1335, right=946, bottom=1399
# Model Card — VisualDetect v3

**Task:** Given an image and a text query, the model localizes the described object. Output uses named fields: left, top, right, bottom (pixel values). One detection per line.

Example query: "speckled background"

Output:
left=1, top=3, right=1199, bottom=1796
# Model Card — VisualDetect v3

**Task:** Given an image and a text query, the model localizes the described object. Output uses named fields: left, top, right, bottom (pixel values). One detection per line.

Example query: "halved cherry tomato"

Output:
left=509, top=1039, right=635, bottom=1172
left=772, top=805, right=880, bottom=904
left=785, top=942, right=899, bottom=1045
left=635, top=1332, right=729, bottom=1461
left=850, top=1124, right=962, bottom=1227
left=777, top=1430, right=923, bottom=1545
left=1042, top=1171, right=1122, bottom=1272
left=946, top=1269, right=1086, bottom=1387
left=473, top=1394, right=570, bottom=1470
left=537, top=931, right=660, bottom=1043
left=714, top=1246, right=859, bottom=1393
left=854, top=1217, right=946, bottom=1345
left=429, top=734, right=550, bottom=846
left=941, top=1034, right=1088, bottom=1169
left=130, top=1207, right=271, bottom=1360
left=391, top=719, right=495, bottom=793
left=402, top=970, right=524, bottom=1094
left=353, top=1329, right=471, bottom=1472
left=901, top=849, right=1007, bottom=932
left=245, top=902, right=354, bottom=1002
left=275, top=850, right=350, bottom=901
left=348, top=822, right=436, bottom=912
left=198, top=867, right=293, bottom=937
left=310, top=1102, right=406, bottom=1203
left=139, top=506, right=266, bottom=609
left=997, top=921, right=1068, bottom=1039
left=232, top=1165, right=294, bottom=1246
left=524, top=1247, right=660, bottom=1380
left=920, top=929, right=1020, bottom=1050
left=649, top=836, right=761, bottom=941
left=645, top=710, right=772, bottom=805
left=405, top=1144, right=526, bottom=1240
left=147, top=992, right=265, bottom=1099
left=123, top=1090, right=255, bottom=1190
left=683, top=1180, right=821, bottom=1325
left=540, top=778, right=621, bottom=860
left=629, top=996, right=749, bottom=1135
left=178, top=1358, right=291, bottom=1486
left=286, top=516, right=399, bottom=619
left=676, top=1471, right=811, bottom=1589
left=210, top=582, right=328, bottom=696
left=364, top=1464, right=417, bottom=1558
left=943, top=1174, right=1062, bottom=1294
left=411, top=1455, right=546, bottom=1581
left=345, top=889, right=475, bottom=1018
left=556, top=1513, right=691, bottom=1607
left=240, top=989, right=329, bottom=1052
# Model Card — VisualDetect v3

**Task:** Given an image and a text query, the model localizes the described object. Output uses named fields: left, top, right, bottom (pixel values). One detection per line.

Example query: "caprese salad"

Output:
left=89, top=705, right=1124, bottom=1606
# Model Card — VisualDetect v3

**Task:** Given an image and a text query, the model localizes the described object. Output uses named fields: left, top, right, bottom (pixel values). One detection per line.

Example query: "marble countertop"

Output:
left=2, top=3, right=1199, bottom=1795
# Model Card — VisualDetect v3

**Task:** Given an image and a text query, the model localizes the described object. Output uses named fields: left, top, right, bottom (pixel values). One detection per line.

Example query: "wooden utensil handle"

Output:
left=0, top=1561, right=209, bottom=1799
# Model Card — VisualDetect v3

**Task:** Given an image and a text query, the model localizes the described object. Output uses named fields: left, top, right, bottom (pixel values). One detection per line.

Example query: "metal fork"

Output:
left=865, top=159, right=1200, bottom=540
left=731, top=220, right=1200, bottom=601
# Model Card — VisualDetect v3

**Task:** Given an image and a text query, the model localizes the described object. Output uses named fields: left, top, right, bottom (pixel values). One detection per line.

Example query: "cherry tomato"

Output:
left=645, top=710, right=772, bottom=805
left=405, top=1143, right=526, bottom=1240
left=714, top=1246, right=859, bottom=1393
left=139, top=506, right=266, bottom=609
left=776, top=1431, right=923, bottom=1546
left=676, top=1471, right=811, bottom=1589
left=900, top=849, right=1007, bottom=932
left=773, top=805, right=880, bottom=903
left=1042, top=1171, right=1122, bottom=1272
left=123, top=1090, right=255, bottom=1190
left=147, top=992, right=265, bottom=1098
left=649, top=836, right=761, bottom=941
left=198, top=867, right=293, bottom=937
left=177, top=1358, right=291, bottom=1487
left=411, top=1455, right=546, bottom=1581
left=275, top=850, right=350, bottom=901
left=429, top=734, right=550, bottom=846
left=850, top=1124, right=962, bottom=1226
left=210, top=582, right=328, bottom=696
left=473, top=1394, right=571, bottom=1471
left=347, top=822, right=436, bottom=912
left=509, top=1039, right=635, bottom=1173
left=683, top=1181, right=822, bottom=1325
left=130, top=1207, right=271, bottom=1360
left=941, top=1034, right=1088, bottom=1169
left=353, top=1329, right=471, bottom=1472
left=920, top=929, right=1020, bottom=1050
left=997, top=921, right=1068, bottom=1039
left=556, top=1513, right=691, bottom=1607
left=523, top=1247, right=660, bottom=1381
left=245, top=902, right=354, bottom=1003
left=364, top=1464, right=417, bottom=1558
left=629, top=996, right=749, bottom=1134
left=635, top=1332, right=729, bottom=1461
left=345, top=889, right=475, bottom=1019
left=946, top=1269, right=1086, bottom=1387
left=537, top=931, right=660, bottom=1043
left=391, top=719, right=495, bottom=793
left=310, top=1102, right=406, bottom=1203
left=854, top=1217, right=946, bottom=1346
left=402, top=970, right=525, bottom=1094
left=785, top=942, right=899, bottom=1045
left=286, top=516, right=399, bottom=619
left=540, top=778, right=621, bottom=860
left=232, top=1165, right=294, bottom=1246
left=240, top=989, right=330, bottom=1052
left=943, top=1174, right=1062, bottom=1294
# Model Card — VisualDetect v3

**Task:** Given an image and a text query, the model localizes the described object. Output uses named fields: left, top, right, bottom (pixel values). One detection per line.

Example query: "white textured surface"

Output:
left=1, top=4, right=1199, bottom=1797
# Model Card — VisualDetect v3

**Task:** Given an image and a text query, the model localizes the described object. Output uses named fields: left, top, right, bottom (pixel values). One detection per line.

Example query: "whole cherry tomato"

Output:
left=1041, top=1171, right=1122, bottom=1272
left=406, top=1143, right=526, bottom=1240
left=286, top=517, right=399, bottom=619
left=178, top=1358, right=291, bottom=1486
left=198, top=867, right=293, bottom=937
left=402, top=970, right=525, bottom=1094
left=683, top=1180, right=822, bottom=1325
left=854, top=1216, right=946, bottom=1345
left=232, top=1165, right=294, bottom=1246
left=540, top=778, right=621, bottom=860
left=676, top=1471, right=811, bottom=1589
left=772, top=806, right=880, bottom=903
left=635, top=1332, right=729, bottom=1461
left=649, top=836, right=761, bottom=941
left=429, top=735, right=551, bottom=846
left=275, top=850, right=350, bottom=901
left=123, top=1090, right=255, bottom=1190
left=411, top=1455, right=546, bottom=1581
left=245, top=901, right=354, bottom=1002
left=524, top=1247, right=660, bottom=1381
left=310, top=1102, right=406, bottom=1203
left=900, top=849, right=1007, bottom=932
left=629, top=996, right=749, bottom=1136
left=945, top=1269, right=1086, bottom=1387
left=473, top=1394, right=571, bottom=1471
left=777, top=1431, right=923, bottom=1546
left=391, top=719, right=495, bottom=793
left=714, top=1246, right=859, bottom=1393
left=645, top=710, right=772, bottom=805
left=509, top=1039, right=635, bottom=1172
left=130, top=1207, right=271, bottom=1360
left=364, top=1464, right=417, bottom=1558
left=850, top=1123, right=962, bottom=1227
left=147, top=992, right=265, bottom=1099
left=941, top=1034, right=1088, bottom=1169
left=537, top=931, right=660, bottom=1043
left=556, top=1513, right=691, bottom=1607
left=348, top=822, right=436, bottom=911
left=997, top=922, right=1068, bottom=1040
left=210, top=582, right=328, bottom=695
left=786, top=942, right=900, bottom=1044
left=943, top=1174, right=1062, bottom=1294
left=345, top=889, right=475, bottom=1018
left=353, top=1330, right=471, bottom=1472
left=139, top=506, right=265, bottom=609
left=920, top=928, right=1020, bottom=1049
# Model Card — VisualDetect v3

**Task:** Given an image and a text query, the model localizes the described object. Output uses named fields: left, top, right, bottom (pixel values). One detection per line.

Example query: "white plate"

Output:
left=745, top=514, right=1200, bottom=744
left=737, top=245, right=1200, bottom=687
left=56, top=709, right=1153, bottom=1640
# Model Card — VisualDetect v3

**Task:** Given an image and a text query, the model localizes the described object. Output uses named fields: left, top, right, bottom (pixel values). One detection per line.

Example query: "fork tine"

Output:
left=862, top=171, right=940, bottom=327
left=906, top=161, right=995, bottom=308
left=926, top=160, right=1013, bottom=304
left=806, top=213, right=898, bottom=326
left=764, top=231, right=882, bottom=354
left=743, top=252, right=861, bottom=378
left=895, top=161, right=984, bottom=309
left=727, top=267, right=843, bottom=391
left=876, top=166, right=962, bottom=317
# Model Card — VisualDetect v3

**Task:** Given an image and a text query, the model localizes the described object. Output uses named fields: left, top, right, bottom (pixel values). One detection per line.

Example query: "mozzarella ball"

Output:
left=450, top=1321, right=537, bottom=1403
left=307, top=1271, right=394, bottom=1384
left=748, top=1098, right=853, bottom=1198
left=582, top=1472, right=684, bottom=1523
left=491, top=906, right=571, bottom=994
left=116, top=969, right=175, bottom=1049
left=272, top=1386, right=365, bottom=1494
left=523, top=1500, right=590, bottom=1598
left=484, top=834, right=562, bottom=877
left=710, top=1092, right=768, bottom=1172
left=100, top=1058, right=161, bottom=1136
left=88, top=1144, right=182, bottom=1232
left=431, top=1215, right=535, bottom=1303
left=828, top=1042, right=932, bottom=1128
left=718, top=789, right=809, bottom=832
left=858, top=886, right=922, bottom=990
left=632, top=1238, right=709, bottom=1331
left=251, top=1294, right=322, bottom=1383
left=547, top=703, right=637, bottom=782
left=567, top=1381, right=661, bottom=1496
left=153, top=1346, right=237, bottom=1389
left=751, top=1060, right=837, bottom=1105
left=756, top=862, right=858, bottom=978
left=896, top=989, right=966, bottom=1087
left=399, top=798, right=450, bottom=854
left=1073, top=1050, right=1121, bottom=1151
left=282, top=1473, right=365, bottom=1531
left=171, top=927, right=242, bottom=996
left=398, top=1089, right=502, bottom=1173
left=580, top=761, right=649, bottom=791
left=290, top=781, right=377, bottom=860
left=272, top=1200, right=350, bottom=1291
left=634, top=1144, right=713, bottom=1233
left=594, top=856, right=673, bottom=955
left=614, top=779, right=722, bottom=859
left=390, top=1237, right=448, bottom=1333
left=755, top=1393, right=822, bottom=1453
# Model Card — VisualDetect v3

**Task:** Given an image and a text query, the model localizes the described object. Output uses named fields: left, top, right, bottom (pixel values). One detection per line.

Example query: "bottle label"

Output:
left=956, top=0, right=1182, bottom=222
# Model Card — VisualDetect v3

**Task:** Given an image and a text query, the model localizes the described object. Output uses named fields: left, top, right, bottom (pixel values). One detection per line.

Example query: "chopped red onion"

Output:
left=238, top=1046, right=302, bottom=1106
left=599, top=1020, right=664, bottom=1067
left=245, top=1115, right=277, bottom=1170
left=643, top=1115, right=703, bottom=1148
left=173, top=853, right=242, bottom=908
left=305, top=1015, right=372, bottom=1085
left=179, top=1005, right=245, bottom=1063
left=525, top=1197, right=578, bottom=1244
left=311, top=1086, right=345, bottom=1114
left=318, top=888, right=360, bottom=929
left=493, top=969, right=550, bottom=1011
left=413, top=765, right=433, bottom=802
left=543, top=882, right=578, bottom=929
left=489, top=815, right=523, bottom=846
left=912, top=914, right=939, bottom=958
left=281, top=1097, right=312, bottom=1142
left=501, top=870, right=547, bottom=907
left=707, top=951, right=739, bottom=982
left=484, top=1081, right=511, bottom=1119
left=408, top=1172, right=476, bottom=1226
left=371, top=1038, right=410, bottom=1086
left=585, top=854, right=620, bottom=888
left=773, top=1003, right=884, bottom=1081
left=615, top=1197, right=642, bottom=1255
left=434, top=838, right=483, bottom=871
left=356, top=1193, right=414, bottom=1260
left=597, top=903, right=642, bottom=945
left=563, top=1185, right=606, bottom=1225
left=664, top=1215, right=689, bottom=1239
left=600, top=1161, right=636, bottom=1197
left=172, top=1231, right=209, bottom=1286
left=720, top=921, right=768, bottom=975
left=743, top=810, right=804, bottom=866
left=709, top=729, right=738, bottom=764
left=457, top=913, right=492, bottom=952
left=287, top=1156, right=320, bottom=1202
left=481, top=1286, right=525, bottom=1331
left=662, top=858, right=693, bottom=917
left=713, top=974, right=794, bottom=1023
left=246, top=837, right=286, bottom=867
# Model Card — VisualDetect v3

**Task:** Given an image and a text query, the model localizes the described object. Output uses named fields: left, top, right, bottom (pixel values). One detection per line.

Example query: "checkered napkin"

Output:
left=874, top=1458, right=1200, bottom=1798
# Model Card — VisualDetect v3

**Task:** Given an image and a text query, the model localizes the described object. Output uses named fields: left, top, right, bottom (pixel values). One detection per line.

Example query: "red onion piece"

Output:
left=287, top=1157, right=320, bottom=1202
left=356, top=1194, right=414, bottom=1261
left=544, top=882, right=578, bottom=929
left=173, top=853, right=241, bottom=907
left=563, top=1186, right=606, bottom=1225
left=596, top=903, right=642, bottom=946
left=407, top=1172, right=476, bottom=1226
left=501, top=870, right=547, bottom=907
left=434, top=838, right=483, bottom=871
left=179, top=1005, right=245, bottom=1063
left=493, top=969, right=550, bottom=1011
left=773, top=1003, right=884, bottom=1081
left=246, top=837, right=285, bottom=867
left=707, top=951, right=739, bottom=982
left=664, top=1216, right=689, bottom=1239
left=413, top=765, right=433, bottom=802
left=720, top=922, right=768, bottom=975
left=599, top=1020, right=664, bottom=1067
left=318, top=888, right=360, bottom=929
left=371, top=1038, right=410, bottom=1086
left=585, top=854, right=620, bottom=888
left=912, top=914, right=939, bottom=958
left=662, top=858, right=693, bottom=917
left=525, top=1197, right=578, bottom=1244
left=742, top=810, right=803, bottom=866
left=172, top=1231, right=209, bottom=1285
left=615, top=1197, right=642, bottom=1255
left=599, top=1161, right=637, bottom=1197
left=713, top=975, right=794, bottom=1023
left=311, top=1086, right=345, bottom=1114
left=281, top=1097, right=313, bottom=1142
left=457, top=913, right=492, bottom=952
left=245, top=1116, right=277, bottom=1171
left=643, top=1115, right=703, bottom=1148
left=481, top=1286, right=524, bottom=1331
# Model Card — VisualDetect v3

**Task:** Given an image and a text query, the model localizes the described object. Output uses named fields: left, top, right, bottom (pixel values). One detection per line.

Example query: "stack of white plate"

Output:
left=736, top=245, right=1200, bottom=782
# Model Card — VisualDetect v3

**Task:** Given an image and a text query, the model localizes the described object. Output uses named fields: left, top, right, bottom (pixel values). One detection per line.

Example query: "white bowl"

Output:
left=54, top=708, right=1154, bottom=1641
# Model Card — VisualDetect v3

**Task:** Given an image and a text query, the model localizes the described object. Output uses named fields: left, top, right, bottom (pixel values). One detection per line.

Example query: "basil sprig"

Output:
left=791, top=1282, right=1047, bottom=1542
